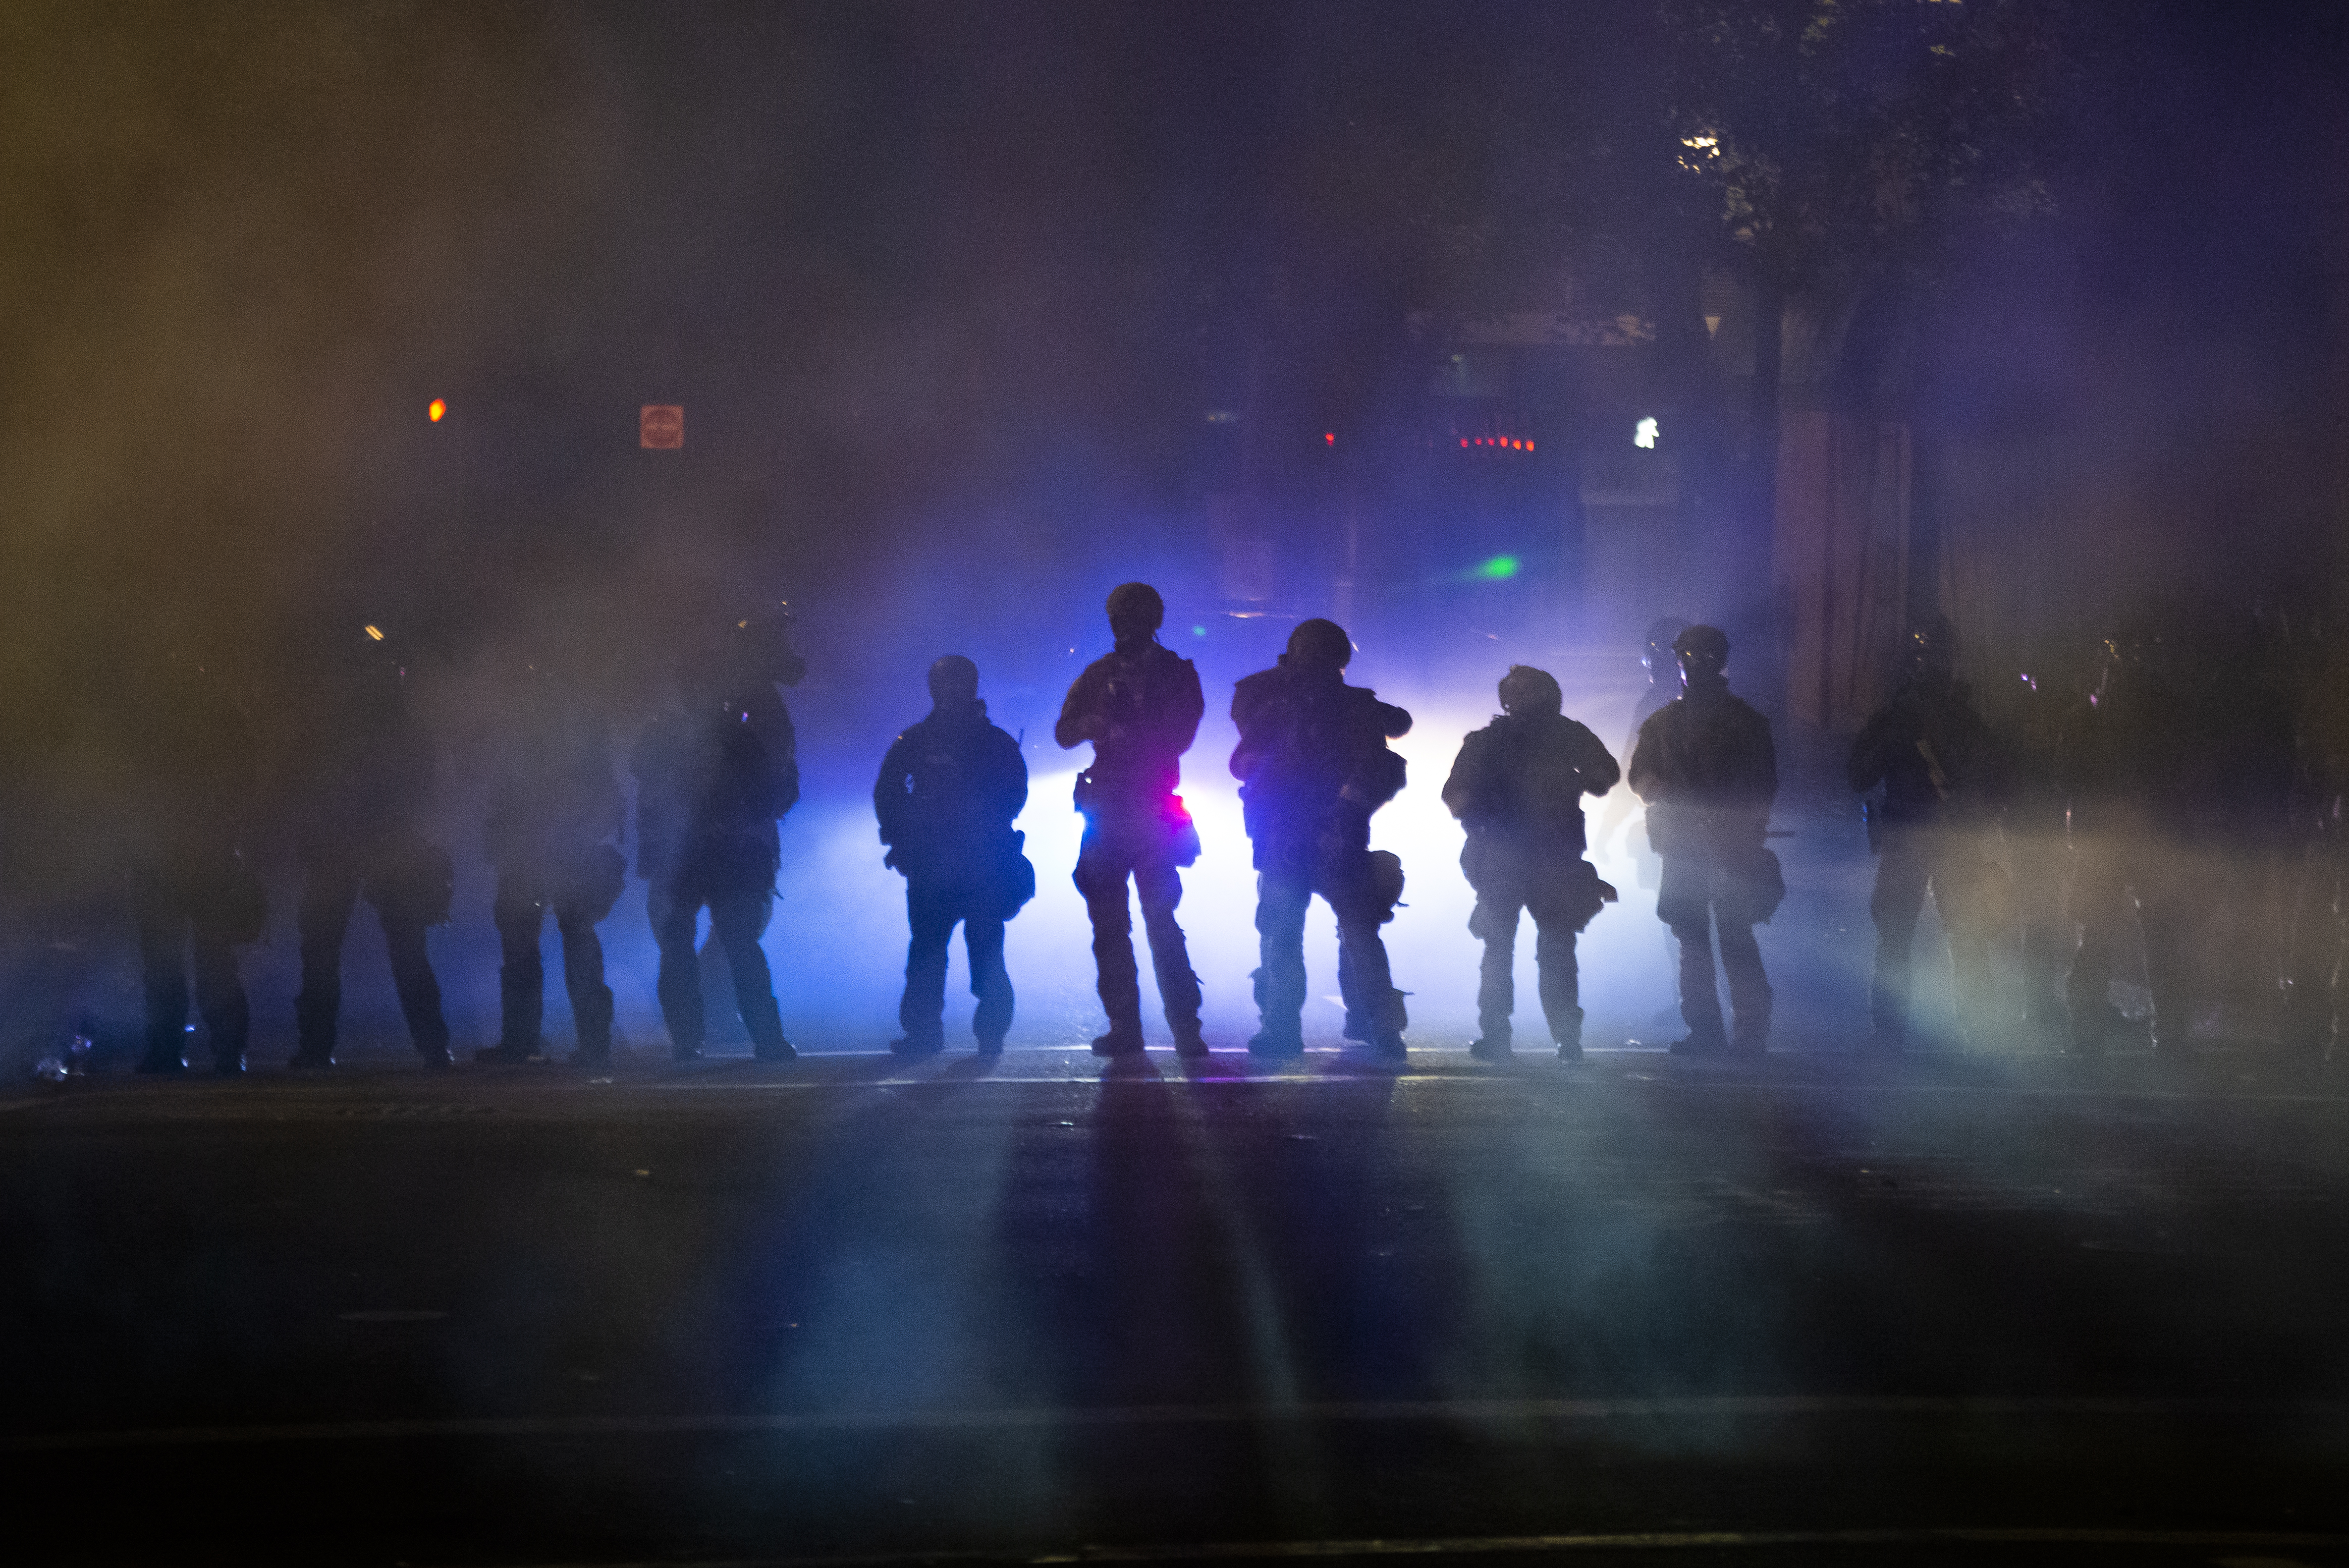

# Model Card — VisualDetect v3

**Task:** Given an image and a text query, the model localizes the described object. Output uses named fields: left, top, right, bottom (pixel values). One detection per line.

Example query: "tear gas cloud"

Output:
left=0, top=3, right=2337, bottom=1063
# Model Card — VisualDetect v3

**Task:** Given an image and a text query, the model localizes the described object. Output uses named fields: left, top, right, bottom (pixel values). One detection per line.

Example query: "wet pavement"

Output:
left=7, top=1041, right=2349, bottom=1565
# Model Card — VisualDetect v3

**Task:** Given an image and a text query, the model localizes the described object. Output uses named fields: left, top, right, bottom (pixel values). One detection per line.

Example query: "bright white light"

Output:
left=1634, top=416, right=1659, bottom=450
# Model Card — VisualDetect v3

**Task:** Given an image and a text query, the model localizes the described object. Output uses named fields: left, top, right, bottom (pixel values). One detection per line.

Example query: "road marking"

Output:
left=620, top=1076, right=2349, bottom=1104
left=437, top=1528, right=2349, bottom=1567
left=14, top=1058, right=2347, bottom=1106
left=11, top=1393, right=2346, bottom=1453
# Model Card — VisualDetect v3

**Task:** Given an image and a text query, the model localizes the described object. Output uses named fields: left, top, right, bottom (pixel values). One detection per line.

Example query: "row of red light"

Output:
left=1459, top=435, right=1534, bottom=451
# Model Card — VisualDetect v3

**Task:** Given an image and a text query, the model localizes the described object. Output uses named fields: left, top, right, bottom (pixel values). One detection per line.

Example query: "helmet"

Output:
left=1643, top=617, right=1691, bottom=678
left=1673, top=624, right=1729, bottom=680
left=927, top=654, right=979, bottom=706
left=1105, top=582, right=1165, bottom=635
left=722, top=600, right=807, bottom=688
left=1285, top=618, right=1354, bottom=670
left=1497, top=664, right=1562, bottom=716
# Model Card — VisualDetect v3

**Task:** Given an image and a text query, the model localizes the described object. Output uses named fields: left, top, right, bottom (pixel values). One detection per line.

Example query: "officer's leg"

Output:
left=133, top=875, right=190, bottom=1074
left=1526, top=889, right=1584, bottom=1057
left=1933, top=837, right=1999, bottom=1047
left=375, top=907, right=452, bottom=1063
left=188, top=900, right=250, bottom=1075
left=1330, top=877, right=1406, bottom=1056
left=898, top=879, right=953, bottom=1052
left=1250, top=863, right=1313, bottom=1054
left=1468, top=892, right=1520, bottom=1053
left=293, top=859, right=360, bottom=1064
left=1718, top=920, right=1772, bottom=1052
left=2137, top=845, right=2194, bottom=1055
left=711, top=887, right=792, bottom=1060
left=2012, top=821, right=2070, bottom=1035
left=1133, top=851, right=1204, bottom=1051
left=491, top=875, right=548, bottom=1055
left=2065, top=844, right=2125, bottom=1053
left=964, top=901, right=1013, bottom=1051
left=647, top=878, right=708, bottom=1058
left=1869, top=829, right=1930, bottom=1044
left=553, top=903, right=615, bottom=1061
left=1659, top=854, right=1726, bottom=1048
left=2284, top=832, right=2345, bottom=1055
left=1075, top=831, right=1144, bottom=1046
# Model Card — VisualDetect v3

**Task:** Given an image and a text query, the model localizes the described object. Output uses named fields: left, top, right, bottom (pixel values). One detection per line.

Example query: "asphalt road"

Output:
left=8, top=1041, right=2349, bottom=1566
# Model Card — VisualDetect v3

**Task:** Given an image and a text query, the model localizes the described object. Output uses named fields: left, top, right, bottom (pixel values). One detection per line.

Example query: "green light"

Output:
left=1476, top=554, right=1520, bottom=580
left=1190, top=624, right=1208, bottom=638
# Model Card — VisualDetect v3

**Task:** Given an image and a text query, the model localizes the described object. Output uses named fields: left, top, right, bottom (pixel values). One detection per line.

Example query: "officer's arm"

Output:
left=995, top=729, right=1030, bottom=822
left=1847, top=708, right=1898, bottom=794
left=1054, top=666, right=1101, bottom=751
left=1378, top=700, right=1413, bottom=739
left=1575, top=726, right=1622, bottom=797
left=873, top=736, right=912, bottom=843
left=1626, top=716, right=1664, bottom=802
left=1228, top=677, right=1269, bottom=778
left=1170, top=660, right=1205, bottom=754
left=1439, top=734, right=1483, bottom=821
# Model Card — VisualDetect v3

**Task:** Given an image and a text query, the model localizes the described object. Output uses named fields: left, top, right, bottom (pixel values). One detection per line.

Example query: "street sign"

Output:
left=640, top=405, right=683, bottom=449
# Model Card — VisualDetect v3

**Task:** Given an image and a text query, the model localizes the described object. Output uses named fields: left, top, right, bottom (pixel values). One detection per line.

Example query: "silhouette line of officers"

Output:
left=111, top=581, right=2343, bottom=1075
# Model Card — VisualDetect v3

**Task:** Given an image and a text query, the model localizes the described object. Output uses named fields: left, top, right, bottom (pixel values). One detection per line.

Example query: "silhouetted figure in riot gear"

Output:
left=1627, top=625, right=1779, bottom=1055
left=878, top=655, right=1032, bottom=1055
left=1630, top=618, right=1694, bottom=751
left=2062, top=621, right=2199, bottom=1055
left=1231, top=618, right=1413, bottom=1059
left=632, top=613, right=804, bottom=1062
left=475, top=664, right=625, bottom=1066
left=1596, top=618, right=1691, bottom=870
left=1848, top=615, right=2004, bottom=1050
left=2203, top=609, right=2300, bottom=1043
left=1981, top=645, right=2079, bottom=1041
left=2066, top=608, right=2295, bottom=1056
left=2285, top=623, right=2349, bottom=1057
left=119, top=654, right=265, bottom=1075
left=290, top=625, right=455, bottom=1070
left=1056, top=583, right=1208, bottom=1058
left=1444, top=665, right=1619, bottom=1061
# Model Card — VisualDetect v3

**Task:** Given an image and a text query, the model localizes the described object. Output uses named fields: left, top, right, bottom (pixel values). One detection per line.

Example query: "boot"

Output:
left=1546, top=1005, right=1583, bottom=1062
left=1090, top=1027, right=1145, bottom=1058
left=1247, top=1024, right=1304, bottom=1060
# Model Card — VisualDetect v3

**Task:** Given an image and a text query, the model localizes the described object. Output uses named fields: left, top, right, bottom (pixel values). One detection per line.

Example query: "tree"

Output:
left=1657, top=0, right=2074, bottom=621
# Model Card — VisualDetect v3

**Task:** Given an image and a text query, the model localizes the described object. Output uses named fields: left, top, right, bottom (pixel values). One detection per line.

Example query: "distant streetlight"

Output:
left=1635, top=416, right=1659, bottom=449
left=427, top=398, right=446, bottom=423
